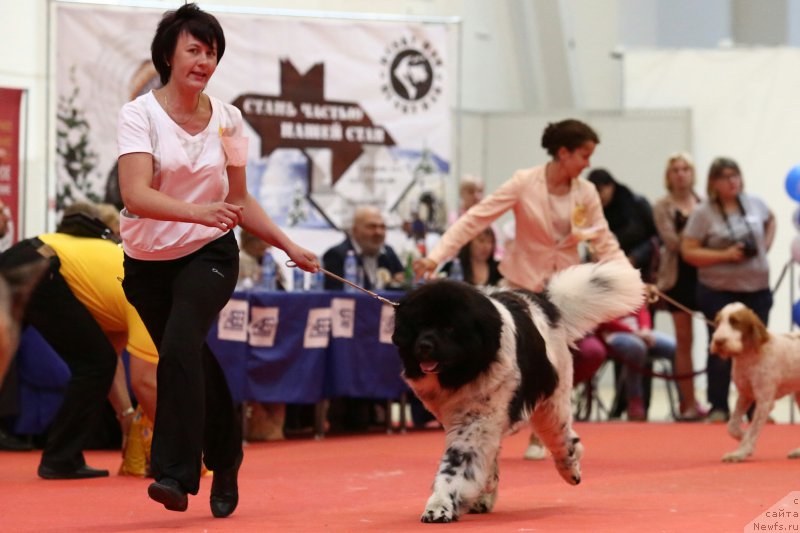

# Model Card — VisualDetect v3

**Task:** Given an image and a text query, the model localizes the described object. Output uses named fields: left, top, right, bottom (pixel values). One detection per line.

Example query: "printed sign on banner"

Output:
left=379, top=304, right=395, bottom=344
left=304, top=308, right=332, bottom=349
left=54, top=5, right=451, bottom=231
left=249, top=306, right=280, bottom=347
left=217, top=298, right=249, bottom=342
left=330, top=297, right=355, bottom=338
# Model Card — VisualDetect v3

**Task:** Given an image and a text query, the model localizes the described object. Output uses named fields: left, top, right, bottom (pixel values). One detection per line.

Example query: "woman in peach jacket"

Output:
left=415, top=118, right=630, bottom=459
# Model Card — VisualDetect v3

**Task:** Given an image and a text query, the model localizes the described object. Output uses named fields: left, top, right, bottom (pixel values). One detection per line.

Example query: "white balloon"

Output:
left=794, top=206, right=800, bottom=232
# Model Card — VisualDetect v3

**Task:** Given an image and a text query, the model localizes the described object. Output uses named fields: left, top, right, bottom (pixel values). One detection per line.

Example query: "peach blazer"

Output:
left=429, top=164, right=626, bottom=291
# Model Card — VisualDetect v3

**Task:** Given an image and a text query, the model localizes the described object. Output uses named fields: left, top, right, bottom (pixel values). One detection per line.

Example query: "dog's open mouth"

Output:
left=420, top=361, right=440, bottom=374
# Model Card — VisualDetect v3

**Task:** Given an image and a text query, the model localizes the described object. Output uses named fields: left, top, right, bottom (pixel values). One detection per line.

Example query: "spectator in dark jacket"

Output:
left=322, top=206, right=404, bottom=291
left=588, top=169, right=659, bottom=282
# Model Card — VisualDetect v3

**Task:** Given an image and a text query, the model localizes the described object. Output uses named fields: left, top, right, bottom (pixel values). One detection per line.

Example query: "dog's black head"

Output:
left=392, top=280, right=503, bottom=390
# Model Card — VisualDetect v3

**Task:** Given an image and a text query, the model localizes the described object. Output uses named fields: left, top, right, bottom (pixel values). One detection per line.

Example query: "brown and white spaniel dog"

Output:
left=710, top=302, right=800, bottom=462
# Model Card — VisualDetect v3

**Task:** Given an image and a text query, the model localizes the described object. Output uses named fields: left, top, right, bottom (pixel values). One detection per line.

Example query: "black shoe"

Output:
left=148, top=478, right=188, bottom=512
left=210, top=453, right=242, bottom=518
left=0, top=428, right=32, bottom=451
left=38, top=464, right=110, bottom=480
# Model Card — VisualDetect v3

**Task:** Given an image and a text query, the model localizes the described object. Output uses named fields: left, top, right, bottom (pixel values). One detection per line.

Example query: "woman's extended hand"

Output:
left=286, top=244, right=320, bottom=273
left=413, top=257, right=437, bottom=280
left=192, top=202, right=244, bottom=230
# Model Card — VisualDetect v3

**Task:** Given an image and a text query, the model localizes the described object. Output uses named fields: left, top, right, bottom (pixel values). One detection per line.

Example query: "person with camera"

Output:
left=681, top=156, right=775, bottom=423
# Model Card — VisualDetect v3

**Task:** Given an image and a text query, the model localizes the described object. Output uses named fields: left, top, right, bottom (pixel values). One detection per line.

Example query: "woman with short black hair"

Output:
left=117, top=3, right=318, bottom=517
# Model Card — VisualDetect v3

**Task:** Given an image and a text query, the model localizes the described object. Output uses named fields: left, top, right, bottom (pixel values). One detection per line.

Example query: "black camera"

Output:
left=740, top=236, right=758, bottom=258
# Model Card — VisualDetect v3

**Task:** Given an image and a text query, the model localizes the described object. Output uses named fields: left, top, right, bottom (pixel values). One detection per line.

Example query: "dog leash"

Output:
left=599, top=283, right=710, bottom=381
left=285, top=260, right=400, bottom=307
left=646, top=284, right=715, bottom=327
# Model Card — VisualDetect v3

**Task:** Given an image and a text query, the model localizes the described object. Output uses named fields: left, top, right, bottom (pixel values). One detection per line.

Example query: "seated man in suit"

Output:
left=322, top=206, right=404, bottom=291
left=321, top=206, right=404, bottom=432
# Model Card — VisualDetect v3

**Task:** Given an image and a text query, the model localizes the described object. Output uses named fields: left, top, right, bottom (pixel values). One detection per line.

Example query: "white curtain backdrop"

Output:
left=625, top=47, right=800, bottom=352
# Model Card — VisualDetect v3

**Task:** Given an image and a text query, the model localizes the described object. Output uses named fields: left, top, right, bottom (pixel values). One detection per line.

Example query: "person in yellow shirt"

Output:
left=1, top=229, right=158, bottom=479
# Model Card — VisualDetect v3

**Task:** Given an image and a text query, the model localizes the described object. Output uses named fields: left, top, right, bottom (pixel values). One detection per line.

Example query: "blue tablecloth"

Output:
left=208, top=290, right=408, bottom=404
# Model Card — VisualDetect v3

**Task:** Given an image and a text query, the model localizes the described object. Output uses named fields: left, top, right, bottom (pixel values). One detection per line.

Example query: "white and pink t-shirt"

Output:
left=117, top=91, right=243, bottom=260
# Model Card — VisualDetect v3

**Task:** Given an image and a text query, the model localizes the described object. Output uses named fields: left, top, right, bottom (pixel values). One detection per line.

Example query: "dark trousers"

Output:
left=122, top=232, right=241, bottom=494
left=695, top=283, right=772, bottom=414
left=26, top=260, right=117, bottom=471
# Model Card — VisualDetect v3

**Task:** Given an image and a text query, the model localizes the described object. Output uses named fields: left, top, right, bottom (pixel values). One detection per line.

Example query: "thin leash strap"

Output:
left=608, top=284, right=710, bottom=380
left=285, top=260, right=399, bottom=307
left=646, top=284, right=714, bottom=327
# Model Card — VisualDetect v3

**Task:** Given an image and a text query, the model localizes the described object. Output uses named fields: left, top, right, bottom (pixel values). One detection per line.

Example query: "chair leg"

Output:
left=572, top=382, right=590, bottom=422
left=652, top=358, right=681, bottom=420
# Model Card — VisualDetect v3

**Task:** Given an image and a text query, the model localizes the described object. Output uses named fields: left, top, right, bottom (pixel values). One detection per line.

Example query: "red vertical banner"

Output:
left=0, top=88, right=21, bottom=246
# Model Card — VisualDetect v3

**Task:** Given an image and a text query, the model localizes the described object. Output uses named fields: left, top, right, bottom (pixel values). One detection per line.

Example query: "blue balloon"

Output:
left=786, top=165, right=800, bottom=202
left=793, top=300, right=800, bottom=327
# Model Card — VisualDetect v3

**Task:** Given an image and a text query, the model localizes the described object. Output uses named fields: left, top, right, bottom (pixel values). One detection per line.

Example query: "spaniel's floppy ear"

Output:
left=736, top=306, right=770, bottom=352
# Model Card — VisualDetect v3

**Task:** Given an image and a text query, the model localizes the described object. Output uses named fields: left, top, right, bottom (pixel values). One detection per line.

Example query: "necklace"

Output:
left=163, top=92, right=200, bottom=126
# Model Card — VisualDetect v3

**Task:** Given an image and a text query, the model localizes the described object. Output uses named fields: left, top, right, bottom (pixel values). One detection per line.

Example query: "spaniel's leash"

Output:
left=285, top=260, right=400, bottom=307
left=646, top=284, right=714, bottom=327
left=610, top=283, right=710, bottom=380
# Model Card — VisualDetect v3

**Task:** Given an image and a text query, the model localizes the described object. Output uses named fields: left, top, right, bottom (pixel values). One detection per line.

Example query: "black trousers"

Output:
left=122, top=232, right=241, bottom=494
left=26, top=259, right=118, bottom=471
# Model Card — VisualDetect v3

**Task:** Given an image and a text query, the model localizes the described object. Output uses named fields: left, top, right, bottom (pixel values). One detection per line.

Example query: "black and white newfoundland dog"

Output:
left=392, top=260, right=644, bottom=523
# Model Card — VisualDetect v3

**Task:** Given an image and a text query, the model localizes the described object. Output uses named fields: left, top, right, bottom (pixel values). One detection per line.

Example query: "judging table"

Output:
left=208, top=289, right=409, bottom=407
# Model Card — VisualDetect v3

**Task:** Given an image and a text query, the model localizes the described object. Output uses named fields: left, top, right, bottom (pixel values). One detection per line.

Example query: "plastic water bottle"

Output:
left=312, top=269, right=325, bottom=291
left=293, top=266, right=305, bottom=291
left=344, top=250, right=358, bottom=293
left=449, top=257, right=464, bottom=282
left=261, top=251, right=277, bottom=291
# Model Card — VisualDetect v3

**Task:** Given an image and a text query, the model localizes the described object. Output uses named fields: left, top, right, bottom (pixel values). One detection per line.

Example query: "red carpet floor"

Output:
left=1, top=422, right=798, bottom=532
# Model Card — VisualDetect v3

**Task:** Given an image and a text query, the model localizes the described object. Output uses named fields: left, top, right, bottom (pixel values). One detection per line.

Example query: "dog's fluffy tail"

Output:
left=546, top=260, right=645, bottom=342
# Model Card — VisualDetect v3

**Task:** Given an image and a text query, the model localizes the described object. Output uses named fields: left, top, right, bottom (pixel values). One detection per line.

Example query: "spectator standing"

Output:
left=653, top=153, right=704, bottom=420
left=681, top=157, right=775, bottom=423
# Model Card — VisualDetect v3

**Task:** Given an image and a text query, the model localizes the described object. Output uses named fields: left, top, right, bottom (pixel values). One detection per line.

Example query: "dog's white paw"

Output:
left=788, top=448, right=800, bottom=459
left=722, top=449, right=749, bottom=463
left=421, top=494, right=458, bottom=523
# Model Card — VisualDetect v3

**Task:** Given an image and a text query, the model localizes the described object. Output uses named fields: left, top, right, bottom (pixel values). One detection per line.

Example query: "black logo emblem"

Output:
left=381, top=36, right=443, bottom=113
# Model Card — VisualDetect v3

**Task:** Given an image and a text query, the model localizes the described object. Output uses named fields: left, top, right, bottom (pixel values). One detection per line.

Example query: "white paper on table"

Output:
left=379, top=304, right=396, bottom=344
left=331, top=297, right=356, bottom=338
left=304, top=307, right=332, bottom=349
left=249, top=306, right=280, bottom=347
left=217, top=298, right=249, bottom=342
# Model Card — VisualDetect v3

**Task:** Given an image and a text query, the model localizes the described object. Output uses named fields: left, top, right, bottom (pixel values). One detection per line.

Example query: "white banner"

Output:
left=55, top=4, right=451, bottom=232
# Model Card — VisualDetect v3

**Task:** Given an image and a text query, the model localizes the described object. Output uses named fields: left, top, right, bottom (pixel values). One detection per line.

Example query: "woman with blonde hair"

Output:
left=652, top=153, right=703, bottom=420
